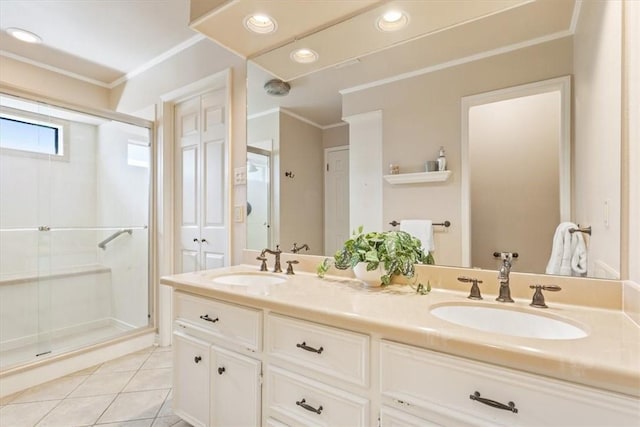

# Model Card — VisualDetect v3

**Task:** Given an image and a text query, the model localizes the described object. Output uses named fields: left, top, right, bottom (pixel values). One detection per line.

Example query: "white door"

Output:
left=210, top=345, right=261, bottom=426
left=174, top=89, right=228, bottom=273
left=324, top=147, right=350, bottom=256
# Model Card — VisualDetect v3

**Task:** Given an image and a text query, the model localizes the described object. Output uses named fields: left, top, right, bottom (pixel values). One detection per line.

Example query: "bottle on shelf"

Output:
left=437, top=146, right=447, bottom=171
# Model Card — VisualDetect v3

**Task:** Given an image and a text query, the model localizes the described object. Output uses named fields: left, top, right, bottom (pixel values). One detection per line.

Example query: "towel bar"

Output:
left=389, top=220, right=451, bottom=227
left=569, top=226, right=591, bottom=235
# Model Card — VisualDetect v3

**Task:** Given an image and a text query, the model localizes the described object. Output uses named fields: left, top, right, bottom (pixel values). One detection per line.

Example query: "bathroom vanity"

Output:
left=161, top=264, right=640, bottom=427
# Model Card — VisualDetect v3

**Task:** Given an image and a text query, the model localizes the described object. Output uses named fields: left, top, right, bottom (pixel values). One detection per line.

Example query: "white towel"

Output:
left=400, top=219, right=434, bottom=253
left=545, top=222, right=588, bottom=276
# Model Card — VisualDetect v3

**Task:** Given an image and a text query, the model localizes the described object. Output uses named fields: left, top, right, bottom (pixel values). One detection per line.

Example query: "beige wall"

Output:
left=279, top=113, right=324, bottom=254
left=573, top=0, right=622, bottom=278
left=322, top=123, right=349, bottom=148
left=342, top=38, right=573, bottom=267
left=469, top=92, right=560, bottom=272
left=0, top=56, right=110, bottom=109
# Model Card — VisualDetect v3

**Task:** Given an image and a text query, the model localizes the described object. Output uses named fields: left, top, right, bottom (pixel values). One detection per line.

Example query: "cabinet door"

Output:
left=210, top=345, right=261, bottom=427
left=173, top=332, right=210, bottom=427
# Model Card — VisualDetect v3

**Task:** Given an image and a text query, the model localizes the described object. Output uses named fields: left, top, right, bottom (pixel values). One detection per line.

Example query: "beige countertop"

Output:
left=161, top=264, right=640, bottom=398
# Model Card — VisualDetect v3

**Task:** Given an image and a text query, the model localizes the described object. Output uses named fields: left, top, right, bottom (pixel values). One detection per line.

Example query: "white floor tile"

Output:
left=12, top=375, right=88, bottom=403
left=151, top=415, right=190, bottom=427
left=141, top=351, right=173, bottom=370
left=123, top=368, right=172, bottom=392
left=95, top=419, right=154, bottom=427
left=97, top=389, right=169, bottom=424
left=69, top=371, right=136, bottom=398
left=35, top=395, right=115, bottom=427
left=156, top=391, right=173, bottom=418
left=0, top=400, right=60, bottom=427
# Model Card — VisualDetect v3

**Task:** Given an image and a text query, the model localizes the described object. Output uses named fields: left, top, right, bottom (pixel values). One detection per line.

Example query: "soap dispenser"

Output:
left=437, top=146, right=447, bottom=171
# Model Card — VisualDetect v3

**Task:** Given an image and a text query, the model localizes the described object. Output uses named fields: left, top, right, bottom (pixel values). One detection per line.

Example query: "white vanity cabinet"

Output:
left=173, top=291, right=263, bottom=427
left=168, top=283, right=639, bottom=427
left=380, top=340, right=640, bottom=427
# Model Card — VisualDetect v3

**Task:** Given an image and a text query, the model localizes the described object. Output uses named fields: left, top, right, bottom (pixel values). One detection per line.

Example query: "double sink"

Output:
left=209, top=271, right=588, bottom=341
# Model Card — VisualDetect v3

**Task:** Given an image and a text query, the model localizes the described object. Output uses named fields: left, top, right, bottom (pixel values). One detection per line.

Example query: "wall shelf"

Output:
left=383, top=170, right=452, bottom=185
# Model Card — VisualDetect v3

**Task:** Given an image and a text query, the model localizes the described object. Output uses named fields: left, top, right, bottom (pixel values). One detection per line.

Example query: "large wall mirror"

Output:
left=246, top=0, right=625, bottom=279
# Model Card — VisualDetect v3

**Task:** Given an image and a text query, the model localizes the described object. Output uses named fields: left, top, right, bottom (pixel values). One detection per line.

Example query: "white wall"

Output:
left=573, top=0, right=622, bottom=278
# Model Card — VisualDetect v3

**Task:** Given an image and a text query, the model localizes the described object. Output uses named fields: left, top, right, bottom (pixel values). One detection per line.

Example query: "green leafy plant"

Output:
left=317, top=226, right=435, bottom=288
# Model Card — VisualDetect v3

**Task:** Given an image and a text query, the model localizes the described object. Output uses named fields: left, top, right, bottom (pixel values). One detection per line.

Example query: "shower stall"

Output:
left=0, top=92, right=153, bottom=371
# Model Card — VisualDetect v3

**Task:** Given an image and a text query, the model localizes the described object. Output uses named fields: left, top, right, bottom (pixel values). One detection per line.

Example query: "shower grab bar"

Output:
left=98, top=229, right=132, bottom=250
left=0, top=225, right=147, bottom=232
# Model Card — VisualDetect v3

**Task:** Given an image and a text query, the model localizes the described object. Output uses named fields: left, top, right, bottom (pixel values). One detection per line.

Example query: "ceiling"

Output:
left=0, top=0, right=578, bottom=128
left=247, top=0, right=578, bottom=127
left=0, top=0, right=208, bottom=87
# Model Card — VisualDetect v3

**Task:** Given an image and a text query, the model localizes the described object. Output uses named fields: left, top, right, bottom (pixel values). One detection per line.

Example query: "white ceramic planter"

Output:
left=353, top=262, right=385, bottom=287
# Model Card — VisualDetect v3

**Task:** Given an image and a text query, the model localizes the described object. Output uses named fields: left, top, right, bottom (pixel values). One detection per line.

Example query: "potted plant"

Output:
left=317, top=226, right=434, bottom=289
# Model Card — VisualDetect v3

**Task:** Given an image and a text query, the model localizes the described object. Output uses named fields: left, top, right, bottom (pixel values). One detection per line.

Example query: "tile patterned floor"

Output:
left=0, top=346, right=191, bottom=427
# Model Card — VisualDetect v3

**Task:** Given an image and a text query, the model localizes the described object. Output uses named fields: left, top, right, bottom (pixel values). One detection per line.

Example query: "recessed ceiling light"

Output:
left=6, top=27, right=42, bottom=44
left=244, top=14, right=277, bottom=34
left=290, top=48, right=319, bottom=64
left=376, top=10, right=409, bottom=32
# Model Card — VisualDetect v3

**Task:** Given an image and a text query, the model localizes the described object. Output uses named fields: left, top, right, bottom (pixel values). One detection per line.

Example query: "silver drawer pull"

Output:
left=470, top=391, right=518, bottom=413
left=199, top=314, right=219, bottom=323
left=296, top=398, right=323, bottom=414
left=296, top=341, right=324, bottom=354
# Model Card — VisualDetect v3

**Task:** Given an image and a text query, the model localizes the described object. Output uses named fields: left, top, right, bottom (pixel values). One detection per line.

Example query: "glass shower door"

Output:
left=0, top=92, right=151, bottom=371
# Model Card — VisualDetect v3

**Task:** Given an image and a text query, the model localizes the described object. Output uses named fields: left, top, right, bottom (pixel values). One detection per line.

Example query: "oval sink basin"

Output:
left=212, top=273, right=287, bottom=287
left=430, top=304, right=587, bottom=340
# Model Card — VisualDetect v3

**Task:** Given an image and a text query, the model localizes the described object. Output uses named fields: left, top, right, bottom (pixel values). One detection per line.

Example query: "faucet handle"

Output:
left=286, top=260, right=299, bottom=275
left=457, top=276, right=484, bottom=300
left=256, top=256, right=268, bottom=272
left=529, top=284, right=562, bottom=308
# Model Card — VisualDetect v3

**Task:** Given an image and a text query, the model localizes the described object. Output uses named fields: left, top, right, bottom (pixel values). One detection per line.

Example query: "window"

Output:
left=0, top=113, right=63, bottom=156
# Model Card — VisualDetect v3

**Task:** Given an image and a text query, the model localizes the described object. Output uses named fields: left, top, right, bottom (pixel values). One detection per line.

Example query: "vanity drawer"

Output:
left=266, top=366, right=369, bottom=427
left=266, top=313, right=369, bottom=387
left=380, top=341, right=639, bottom=427
left=174, top=291, right=262, bottom=351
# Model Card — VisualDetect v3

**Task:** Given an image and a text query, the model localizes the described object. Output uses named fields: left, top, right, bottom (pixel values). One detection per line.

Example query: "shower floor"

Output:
left=0, top=323, right=131, bottom=370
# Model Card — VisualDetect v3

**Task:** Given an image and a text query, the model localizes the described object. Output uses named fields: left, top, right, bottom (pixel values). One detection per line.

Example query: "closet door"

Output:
left=175, top=97, right=201, bottom=273
left=174, top=89, right=228, bottom=273
left=200, top=90, right=227, bottom=270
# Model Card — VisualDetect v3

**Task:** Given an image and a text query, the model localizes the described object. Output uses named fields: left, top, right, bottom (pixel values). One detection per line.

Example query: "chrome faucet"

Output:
left=496, top=253, right=514, bottom=302
left=260, top=245, right=282, bottom=273
left=291, top=242, right=310, bottom=254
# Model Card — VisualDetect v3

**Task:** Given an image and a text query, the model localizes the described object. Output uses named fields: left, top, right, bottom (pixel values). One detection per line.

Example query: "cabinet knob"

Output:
left=194, top=356, right=202, bottom=364
left=218, top=366, right=226, bottom=375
